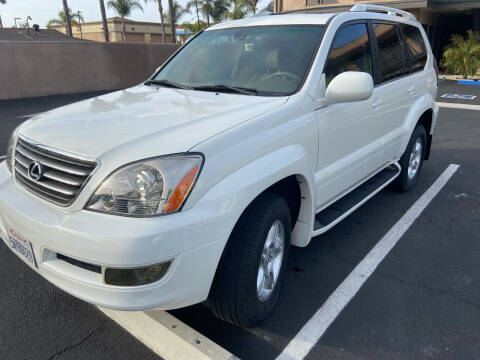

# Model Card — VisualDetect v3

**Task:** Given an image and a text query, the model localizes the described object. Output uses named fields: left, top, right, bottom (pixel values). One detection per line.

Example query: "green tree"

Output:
left=441, top=30, right=480, bottom=78
left=248, top=0, right=258, bottom=14
left=165, top=1, right=187, bottom=27
left=187, top=0, right=213, bottom=26
left=210, top=0, right=230, bottom=23
left=46, top=9, right=80, bottom=34
left=181, top=20, right=207, bottom=34
left=186, top=0, right=201, bottom=28
left=107, top=0, right=144, bottom=43
left=228, top=0, right=249, bottom=20
left=145, top=0, right=166, bottom=43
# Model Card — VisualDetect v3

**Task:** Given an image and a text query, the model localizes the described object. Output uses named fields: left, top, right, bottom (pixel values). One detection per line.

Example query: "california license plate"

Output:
left=8, top=228, right=38, bottom=269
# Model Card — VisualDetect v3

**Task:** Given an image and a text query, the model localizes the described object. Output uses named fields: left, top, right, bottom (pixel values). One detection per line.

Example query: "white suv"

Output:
left=1, top=5, right=438, bottom=327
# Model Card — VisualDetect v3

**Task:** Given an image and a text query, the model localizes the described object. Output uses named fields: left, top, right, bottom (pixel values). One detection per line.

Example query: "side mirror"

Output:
left=325, top=71, right=374, bottom=104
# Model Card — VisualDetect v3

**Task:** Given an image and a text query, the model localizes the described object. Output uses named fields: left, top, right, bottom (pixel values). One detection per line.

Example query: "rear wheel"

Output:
left=394, top=124, right=427, bottom=191
left=207, top=192, right=291, bottom=327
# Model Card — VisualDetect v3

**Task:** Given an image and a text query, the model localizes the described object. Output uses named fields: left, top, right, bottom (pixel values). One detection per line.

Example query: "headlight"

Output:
left=86, top=154, right=203, bottom=216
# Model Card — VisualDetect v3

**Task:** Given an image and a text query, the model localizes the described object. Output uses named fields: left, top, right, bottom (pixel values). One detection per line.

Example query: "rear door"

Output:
left=399, top=23, right=429, bottom=103
left=369, top=21, right=412, bottom=163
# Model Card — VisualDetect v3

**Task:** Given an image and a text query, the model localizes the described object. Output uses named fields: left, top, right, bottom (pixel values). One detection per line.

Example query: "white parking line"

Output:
left=98, top=307, right=238, bottom=360
left=0, top=155, right=6, bottom=160
left=436, top=102, right=480, bottom=111
left=276, top=164, right=460, bottom=360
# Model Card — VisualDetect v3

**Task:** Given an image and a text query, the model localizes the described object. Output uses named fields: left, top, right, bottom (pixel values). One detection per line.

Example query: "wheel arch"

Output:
left=403, top=94, right=436, bottom=160
left=416, top=108, right=433, bottom=160
left=256, top=173, right=314, bottom=247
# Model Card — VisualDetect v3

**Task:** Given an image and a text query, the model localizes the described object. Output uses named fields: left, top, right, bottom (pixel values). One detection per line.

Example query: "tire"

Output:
left=394, top=124, right=427, bottom=192
left=207, top=192, right=291, bottom=327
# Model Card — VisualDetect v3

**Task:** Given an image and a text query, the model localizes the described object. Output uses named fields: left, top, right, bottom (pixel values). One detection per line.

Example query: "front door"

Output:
left=315, top=22, right=385, bottom=210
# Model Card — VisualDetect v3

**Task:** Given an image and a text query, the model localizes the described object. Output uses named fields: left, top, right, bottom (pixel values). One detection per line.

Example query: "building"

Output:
left=275, top=0, right=480, bottom=60
left=51, top=17, right=173, bottom=43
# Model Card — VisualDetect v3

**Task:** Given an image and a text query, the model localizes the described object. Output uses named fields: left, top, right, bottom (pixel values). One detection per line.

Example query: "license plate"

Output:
left=7, top=229, right=38, bottom=269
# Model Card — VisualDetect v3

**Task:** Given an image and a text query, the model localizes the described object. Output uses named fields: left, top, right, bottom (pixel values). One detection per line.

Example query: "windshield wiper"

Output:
left=144, top=79, right=193, bottom=90
left=192, top=84, right=258, bottom=96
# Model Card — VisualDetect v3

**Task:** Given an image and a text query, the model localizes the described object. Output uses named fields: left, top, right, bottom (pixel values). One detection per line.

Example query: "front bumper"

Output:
left=0, top=163, right=236, bottom=310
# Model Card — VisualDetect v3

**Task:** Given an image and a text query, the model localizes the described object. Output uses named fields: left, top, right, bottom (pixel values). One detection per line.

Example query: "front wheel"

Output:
left=206, top=192, right=291, bottom=327
left=394, top=124, right=427, bottom=191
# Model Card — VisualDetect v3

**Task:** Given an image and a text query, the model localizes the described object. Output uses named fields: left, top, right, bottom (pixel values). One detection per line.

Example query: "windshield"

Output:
left=153, top=25, right=325, bottom=96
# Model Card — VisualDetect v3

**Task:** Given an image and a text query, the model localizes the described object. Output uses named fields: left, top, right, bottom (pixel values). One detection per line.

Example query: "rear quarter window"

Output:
left=401, top=24, right=428, bottom=72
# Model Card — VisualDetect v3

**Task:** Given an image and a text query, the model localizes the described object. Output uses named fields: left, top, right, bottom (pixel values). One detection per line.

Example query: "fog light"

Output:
left=104, top=260, right=172, bottom=286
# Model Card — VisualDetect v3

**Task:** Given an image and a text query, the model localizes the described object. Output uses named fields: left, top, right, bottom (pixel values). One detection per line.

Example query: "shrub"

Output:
left=440, top=30, right=480, bottom=78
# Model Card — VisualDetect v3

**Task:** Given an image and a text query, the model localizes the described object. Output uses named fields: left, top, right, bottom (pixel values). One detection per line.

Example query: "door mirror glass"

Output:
left=325, top=71, right=373, bottom=103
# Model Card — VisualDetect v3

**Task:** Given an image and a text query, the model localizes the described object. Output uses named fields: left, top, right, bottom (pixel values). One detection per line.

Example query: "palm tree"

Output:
left=185, top=0, right=200, bottom=28
left=165, top=1, right=187, bottom=27
left=228, top=0, right=248, bottom=20
left=145, top=0, right=166, bottom=43
left=0, top=0, right=5, bottom=29
left=210, top=0, right=230, bottom=23
left=107, top=0, right=144, bottom=43
left=187, top=0, right=213, bottom=26
left=99, top=0, right=110, bottom=42
left=167, top=0, right=175, bottom=43
left=441, top=30, right=480, bottom=79
left=249, top=0, right=258, bottom=14
left=47, top=9, right=79, bottom=34
left=62, top=0, right=73, bottom=37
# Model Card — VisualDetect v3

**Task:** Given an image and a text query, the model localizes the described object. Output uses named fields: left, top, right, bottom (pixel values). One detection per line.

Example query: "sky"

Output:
left=0, top=0, right=271, bottom=28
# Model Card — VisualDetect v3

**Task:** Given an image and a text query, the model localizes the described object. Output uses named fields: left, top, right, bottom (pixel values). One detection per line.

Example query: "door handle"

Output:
left=407, top=86, right=414, bottom=94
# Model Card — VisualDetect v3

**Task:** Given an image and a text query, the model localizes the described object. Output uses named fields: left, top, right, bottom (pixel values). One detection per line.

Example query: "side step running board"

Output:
left=313, top=163, right=401, bottom=235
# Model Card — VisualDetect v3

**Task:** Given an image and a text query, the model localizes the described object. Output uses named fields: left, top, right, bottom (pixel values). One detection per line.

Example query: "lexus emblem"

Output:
left=28, top=161, right=44, bottom=181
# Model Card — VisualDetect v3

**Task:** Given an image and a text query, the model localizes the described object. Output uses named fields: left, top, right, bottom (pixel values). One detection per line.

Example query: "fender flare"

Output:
left=194, top=144, right=316, bottom=247
left=400, top=93, right=436, bottom=156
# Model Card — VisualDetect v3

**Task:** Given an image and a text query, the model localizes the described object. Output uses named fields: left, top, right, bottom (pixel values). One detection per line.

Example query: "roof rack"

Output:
left=350, top=4, right=416, bottom=20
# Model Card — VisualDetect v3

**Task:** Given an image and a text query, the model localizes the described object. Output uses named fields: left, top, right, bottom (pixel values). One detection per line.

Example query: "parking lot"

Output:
left=0, top=80, right=479, bottom=360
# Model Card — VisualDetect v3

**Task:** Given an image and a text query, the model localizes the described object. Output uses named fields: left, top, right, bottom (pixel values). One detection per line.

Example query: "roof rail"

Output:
left=350, top=4, right=416, bottom=20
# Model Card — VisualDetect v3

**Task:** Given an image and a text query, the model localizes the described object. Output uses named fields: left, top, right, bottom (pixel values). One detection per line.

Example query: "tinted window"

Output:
left=373, top=23, right=405, bottom=82
left=324, top=23, right=373, bottom=85
left=155, top=25, right=324, bottom=96
left=401, top=24, right=427, bottom=72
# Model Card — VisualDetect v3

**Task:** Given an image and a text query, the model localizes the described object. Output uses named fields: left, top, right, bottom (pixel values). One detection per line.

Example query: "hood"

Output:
left=21, top=85, right=287, bottom=160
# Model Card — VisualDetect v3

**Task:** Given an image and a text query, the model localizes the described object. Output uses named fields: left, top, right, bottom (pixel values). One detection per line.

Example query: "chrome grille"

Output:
left=14, top=137, right=97, bottom=206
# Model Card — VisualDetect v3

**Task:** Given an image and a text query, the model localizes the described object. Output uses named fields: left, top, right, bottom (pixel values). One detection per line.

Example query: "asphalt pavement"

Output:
left=0, top=81, right=479, bottom=360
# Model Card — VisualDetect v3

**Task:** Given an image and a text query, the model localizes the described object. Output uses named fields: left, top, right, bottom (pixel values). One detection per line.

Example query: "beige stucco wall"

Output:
left=0, top=41, right=180, bottom=100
